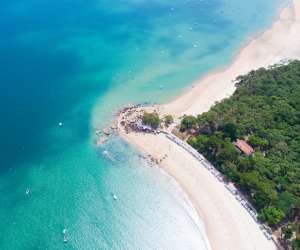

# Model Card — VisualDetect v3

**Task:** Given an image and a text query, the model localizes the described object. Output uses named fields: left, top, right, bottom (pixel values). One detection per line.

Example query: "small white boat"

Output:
left=102, top=150, right=111, bottom=159
left=58, top=122, right=63, bottom=127
left=62, top=228, right=69, bottom=243
left=25, top=188, right=30, bottom=195
left=113, top=194, right=118, bottom=200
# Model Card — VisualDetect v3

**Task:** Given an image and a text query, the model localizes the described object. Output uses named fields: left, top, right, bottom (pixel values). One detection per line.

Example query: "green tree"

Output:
left=181, top=115, right=198, bottom=131
left=164, top=115, right=174, bottom=126
left=282, top=226, right=293, bottom=241
left=142, top=112, right=160, bottom=129
left=248, top=135, right=269, bottom=150
left=292, top=238, right=300, bottom=250
left=218, top=141, right=239, bottom=164
left=223, top=122, right=238, bottom=140
left=188, top=135, right=209, bottom=153
left=259, top=207, right=285, bottom=226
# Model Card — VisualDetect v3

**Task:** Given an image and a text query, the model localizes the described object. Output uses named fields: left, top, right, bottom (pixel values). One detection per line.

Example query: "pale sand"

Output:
left=162, top=0, right=300, bottom=118
left=123, top=132, right=275, bottom=250
left=119, top=0, right=300, bottom=249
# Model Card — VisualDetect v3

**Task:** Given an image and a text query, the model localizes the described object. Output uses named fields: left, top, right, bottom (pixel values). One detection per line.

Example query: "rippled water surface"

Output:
left=0, top=0, right=287, bottom=249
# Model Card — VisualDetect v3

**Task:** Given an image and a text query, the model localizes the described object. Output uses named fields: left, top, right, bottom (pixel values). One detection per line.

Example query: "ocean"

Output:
left=0, top=0, right=287, bottom=249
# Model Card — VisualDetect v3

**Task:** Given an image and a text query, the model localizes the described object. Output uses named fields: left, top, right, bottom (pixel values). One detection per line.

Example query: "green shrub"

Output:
left=142, top=112, right=160, bottom=129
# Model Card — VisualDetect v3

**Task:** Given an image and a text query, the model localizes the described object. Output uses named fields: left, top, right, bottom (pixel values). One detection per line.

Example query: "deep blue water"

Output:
left=0, top=0, right=286, bottom=249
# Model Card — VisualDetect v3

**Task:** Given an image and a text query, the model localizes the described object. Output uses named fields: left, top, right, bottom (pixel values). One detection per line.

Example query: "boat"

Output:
left=102, top=150, right=115, bottom=161
left=63, top=234, right=69, bottom=243
left=113, top=194, right=118, bottom=200
left=62, top=228, right=69, bottom=243
left=102, top=150, right=109, bottom=156
left=25, top=188, right=30, bottom=195
left=58, top=122, right=63, bottom=127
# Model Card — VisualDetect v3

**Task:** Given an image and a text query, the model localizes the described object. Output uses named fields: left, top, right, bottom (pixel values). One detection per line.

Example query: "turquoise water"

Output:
left=0, top=0, right=287, bottom=249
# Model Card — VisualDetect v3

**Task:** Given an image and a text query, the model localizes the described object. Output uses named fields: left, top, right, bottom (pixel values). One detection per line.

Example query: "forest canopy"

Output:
left=181, top=61, right=300, bottom=247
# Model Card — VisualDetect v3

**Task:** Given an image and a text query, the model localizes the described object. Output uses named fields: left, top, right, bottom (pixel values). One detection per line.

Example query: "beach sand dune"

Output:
left=119, top=0, right=300, bottom=249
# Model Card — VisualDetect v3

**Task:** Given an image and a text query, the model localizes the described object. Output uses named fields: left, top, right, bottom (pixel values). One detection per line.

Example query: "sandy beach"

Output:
left=118, top=0, right=300, bottom=249
left=162, top=0, right=300, bottom=118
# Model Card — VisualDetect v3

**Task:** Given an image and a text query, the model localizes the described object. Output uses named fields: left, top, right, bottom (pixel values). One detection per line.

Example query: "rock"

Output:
left=111, top=124, right=117, bottom=130
left=96, top=137, right=107, bottom=147
left=103, top=128, right=110, bottom=136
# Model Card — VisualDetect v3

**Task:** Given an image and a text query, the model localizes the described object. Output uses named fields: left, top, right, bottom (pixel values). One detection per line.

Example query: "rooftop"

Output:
left=235, top=139, right=254, bottom=156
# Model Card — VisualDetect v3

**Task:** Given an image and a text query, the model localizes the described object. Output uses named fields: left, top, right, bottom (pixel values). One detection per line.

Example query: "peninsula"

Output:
left=117, top=0, right=300, bottom=249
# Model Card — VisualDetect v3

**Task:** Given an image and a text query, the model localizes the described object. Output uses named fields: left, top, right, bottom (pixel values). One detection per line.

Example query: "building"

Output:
left=234, top=139, right=254, bottom=156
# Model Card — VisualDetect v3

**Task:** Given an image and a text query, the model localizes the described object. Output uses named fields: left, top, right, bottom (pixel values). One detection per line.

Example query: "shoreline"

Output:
left=162, top=0, right=291, bottom=114
left=117, top=0, right=300, bottom=249
left=161, top=0, right=299, bottom=118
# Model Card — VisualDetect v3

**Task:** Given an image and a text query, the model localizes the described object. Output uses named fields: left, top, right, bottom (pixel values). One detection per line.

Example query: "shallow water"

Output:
left=0, top=0, right=287, bottom=249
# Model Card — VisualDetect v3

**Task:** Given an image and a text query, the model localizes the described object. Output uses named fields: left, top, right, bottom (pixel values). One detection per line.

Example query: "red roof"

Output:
left=235, top=139, right=254, bottom=156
